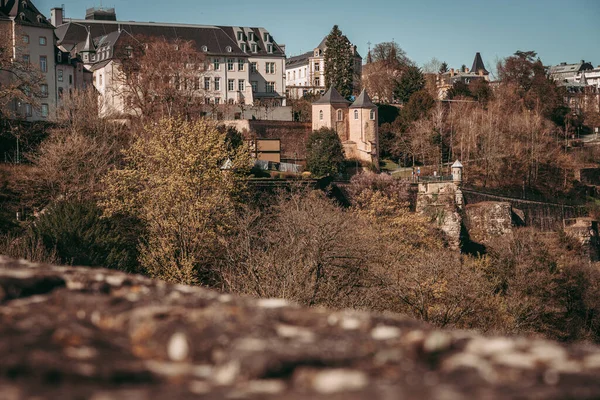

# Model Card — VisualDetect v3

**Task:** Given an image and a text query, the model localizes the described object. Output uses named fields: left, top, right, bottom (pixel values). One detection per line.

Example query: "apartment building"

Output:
left=286, top=35, right=362, bottom=99
left=0, top=0, right=56, bottom=121
left=52, top=7, right=287, bottom=116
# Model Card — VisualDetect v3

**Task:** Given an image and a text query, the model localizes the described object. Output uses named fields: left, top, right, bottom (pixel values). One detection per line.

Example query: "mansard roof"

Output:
left=350, top=89, right=376, bottom=109
left=313, top=86, right=351, bottom=105
left=56, top=19, right=284, bottom=58
left=218, top=26, right=285, bottom=57
left=286, top=51, right=312, bottom=68
left=0, top=0, right=53, bottom=28
left=471, top=52, right=488, bottom=74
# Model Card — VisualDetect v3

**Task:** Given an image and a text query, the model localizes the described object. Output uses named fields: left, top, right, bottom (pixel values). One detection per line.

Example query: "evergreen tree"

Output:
left=324, top=25, right=355, bottom=99
left=394, top=65, right=425, bottom=103
left=306, top=128, right=346, bottom=177
left=439, top=62, right=449, bottom=74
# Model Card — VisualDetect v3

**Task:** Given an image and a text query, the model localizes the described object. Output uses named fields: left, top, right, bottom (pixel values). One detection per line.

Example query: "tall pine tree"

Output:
left=324, top=25, right=354, bottom=99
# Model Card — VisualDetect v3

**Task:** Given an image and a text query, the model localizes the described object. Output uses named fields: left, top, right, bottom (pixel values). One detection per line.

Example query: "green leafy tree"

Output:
left=101, top=117, right=251, bottom=285
left=394, top=66, right=425, bottom=103
left=324, top=25, right=355, bottom=99
left=31, top=200, right=140, bottom=272
left=306, top=128, right=346, bottom=177
left=439, top=62, right=449, bottom=74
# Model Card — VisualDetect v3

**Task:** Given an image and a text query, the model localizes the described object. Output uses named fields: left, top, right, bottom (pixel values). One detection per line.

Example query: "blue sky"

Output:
left=38, top=0, right=599, bottom=76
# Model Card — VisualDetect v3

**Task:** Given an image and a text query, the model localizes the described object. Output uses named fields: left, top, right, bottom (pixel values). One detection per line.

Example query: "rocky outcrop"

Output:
left=2, top=256, right=600, bottom=399
left=464, top=201, right=513, bottom=244
left=416, top=182, right=462, bottom=249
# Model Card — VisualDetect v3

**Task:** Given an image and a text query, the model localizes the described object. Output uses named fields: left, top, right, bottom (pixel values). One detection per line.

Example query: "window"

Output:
left=214, top=77, right=220, bottom=91
left=293, top=71, right=296, bottom=80
left=228, top=79, right=235, bottom=91
left=354, top=110, right=359, bottom=120
left=315, top=77, right=320, bottom=86
left=225, top=46, right=232, bottom=53
left=265, top=62, right=275, bottom=74
left=57, top=69, right=63, bottom=81
left=337, top=109, right=343, bottom=121
left=248, top=32, right=255, bottom=42
left=98, top=74, right=103, bottom=85
left=228, top=98, right=234, bottom=105
left=204, top=77, right=210, bottom=90
left=41, top=104, right=49, bottom=118
left=370, top=110, right=376, bottom=120
left=58, top=87, right=63, bottom=98
left=251, top=43, right=257, bottom=53
left=314, top=63, right=320, bottom=71
left=237, top=31, right=243, bottom=41
left=213, top=58, right=220, bottom=70
left=263, top=32, right=269, bottom=42
left=287, top=72, right=290, bottom=81
left=319, top=110, right=323, bottom=120
left=22, top=54, right=29, bottom=64
left=251, top=81, right=257, bottom=92
left=25, top=104, right=32, bottom=117
left=241, top=43, right=247, bottom=52
left=267, top=44, right=273, bottom=53
left=39, top=56, right=47, bottom=72
left=238, top=79, right=245, bottom=91
left=39, top=36, right=46, bottom=46
left=69, top=75, right=72, bottom=85
left=238, top=59, right=244, bottom=71
left=202, top=45, right=208, bottom=52
left=251, top=62, right=257, bottom=73
left=22, top=35, right=29, bottom=44
left=214, top=97, right=220, bottom=104
left=40, top=84, right=48, bottom=97
left=194, top=77, right=200, bottom=90
left=266, top=82, right=275, bottom=93
left=227, top=58, right=234, bottom=71
left=57, top=52, right=62, bottom=63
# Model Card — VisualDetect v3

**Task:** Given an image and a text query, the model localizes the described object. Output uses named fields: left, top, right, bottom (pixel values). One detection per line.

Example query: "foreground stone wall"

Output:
left=2, top=256, right=600, bottom=399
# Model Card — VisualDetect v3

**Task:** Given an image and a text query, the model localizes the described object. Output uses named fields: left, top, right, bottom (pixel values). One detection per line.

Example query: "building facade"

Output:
left=436, top=52, right=490, bottom=99
left=286, top=36, right=362, bottom=99
left=312, top=87, right=378, bottom=166
left=548, top=61, right=600, bottom=114
left=52, top=7, right=287, bottom=117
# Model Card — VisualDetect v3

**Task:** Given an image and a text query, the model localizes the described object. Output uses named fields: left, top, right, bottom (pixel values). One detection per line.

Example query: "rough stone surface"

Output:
left=2, top=256, right=600, bottom=399
left=464, top=201, right=513, bottom=244
left=416, top=182, right=462, bottom=249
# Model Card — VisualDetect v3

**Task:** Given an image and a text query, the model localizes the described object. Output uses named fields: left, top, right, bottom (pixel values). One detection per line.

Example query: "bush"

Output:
left=306, top=128, right=345, bottom=177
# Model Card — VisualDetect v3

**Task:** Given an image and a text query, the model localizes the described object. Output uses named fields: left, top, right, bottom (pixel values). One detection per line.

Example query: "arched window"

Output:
left=354, top=110, right=359, bottom=120
left=369, top=110, right=375, bottom=120
left=337, top=109, right=343, bottom=121
left=319, top=110, right=323, bottom=120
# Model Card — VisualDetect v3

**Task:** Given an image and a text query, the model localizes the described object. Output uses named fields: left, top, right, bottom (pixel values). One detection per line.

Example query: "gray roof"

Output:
left=350, top=89, right=376, bottom=108
left=470, top=52, right=488, bottom=74
left=286, top=51, right=311, bottom=67
left=313, top=87, right=351, bottom=105
left=0, top=0, right=54, bottom=28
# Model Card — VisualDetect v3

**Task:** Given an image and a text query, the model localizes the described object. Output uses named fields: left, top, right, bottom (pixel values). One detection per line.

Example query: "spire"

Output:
left=81, top=29, right=96, bottom=54
left=470, top=52, right=488, bottom=74
left=350, top=89, right=376, bottom=108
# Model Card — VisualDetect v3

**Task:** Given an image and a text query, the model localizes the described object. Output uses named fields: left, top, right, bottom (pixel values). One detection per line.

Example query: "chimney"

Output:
left=465, top=67, right=470, bottom=73
left=51, top=7, right=63, bottom=27
left=279, top=43, right=286, bottom=54
left=450, top=68, right=455, bottom=77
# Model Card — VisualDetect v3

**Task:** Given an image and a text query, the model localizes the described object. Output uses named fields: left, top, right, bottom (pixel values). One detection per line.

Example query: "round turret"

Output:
left=451, top=160, right=463, bottom=184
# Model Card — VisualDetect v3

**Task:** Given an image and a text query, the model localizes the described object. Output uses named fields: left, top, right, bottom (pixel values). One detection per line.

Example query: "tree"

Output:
left=0, top=24, right=45, bottom=121
left=323, top=25, right=355, bottom=99
left=439, top=62, right=449, bottom=74
left=394, top=65, right=425, bottom=103
left=113, top=36, right=207, bottom=120
left=422, top=57, right=442, bottom=74
left=306, top=128, right=345, bottom=177
left=371, top=41, right=411, bottom=68
left=101, top=117, right=251, bottom=285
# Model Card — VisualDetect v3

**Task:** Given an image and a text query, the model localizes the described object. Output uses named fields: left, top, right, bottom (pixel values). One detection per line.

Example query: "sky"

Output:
left=37, top=0, right=600, bottom=77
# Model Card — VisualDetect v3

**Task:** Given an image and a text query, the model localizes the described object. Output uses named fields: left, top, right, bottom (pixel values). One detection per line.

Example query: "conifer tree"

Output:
left=324, top=25, right=354, bottom=99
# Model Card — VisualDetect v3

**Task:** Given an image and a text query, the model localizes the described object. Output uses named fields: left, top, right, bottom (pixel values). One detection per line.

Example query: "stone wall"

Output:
left=416, top=181, right=461, bottom=250
left=2, top=256, right=600, bottom=399
left=464, top=202, right=513, bottom=244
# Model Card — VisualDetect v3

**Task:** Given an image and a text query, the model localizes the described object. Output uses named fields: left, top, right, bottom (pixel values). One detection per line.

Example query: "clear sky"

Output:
left=37, top=0, right=600, bottom=77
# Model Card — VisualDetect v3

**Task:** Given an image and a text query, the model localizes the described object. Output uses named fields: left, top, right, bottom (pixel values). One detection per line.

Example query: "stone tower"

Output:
left=311, top=86, right=351, bottom=139
left=348, top=89, right=379, bottom=166
left=451, top=160, right=464, bottom=209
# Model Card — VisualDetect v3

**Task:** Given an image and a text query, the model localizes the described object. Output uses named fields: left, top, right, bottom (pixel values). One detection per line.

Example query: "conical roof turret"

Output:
left=350, top=89, right=376, bottom=108
left=313, top=86, right=351, bottom=105
left=81, top=29, right=96, bottom=54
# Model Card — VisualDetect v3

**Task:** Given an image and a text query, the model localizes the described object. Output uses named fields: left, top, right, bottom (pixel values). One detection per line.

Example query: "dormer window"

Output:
left=201, top=45, right=208, bottom=52
left=225, top=46, right=232, bottom=53
left=21, top=1, right=27, bottom=9
left=251, top=44, right=257, bottom=53
left=237, top=31, right=243, bottom=41
left=263, top=32, right=269, bottom=42
left=36, top=15, right=44, bottom=23
left=267, top=44, right=273, bottom=54
left=248, top=32, right=255, bottom=42
left=241, top=43, right=247, bottom=52
left=314, top=50, right=319, bottom=57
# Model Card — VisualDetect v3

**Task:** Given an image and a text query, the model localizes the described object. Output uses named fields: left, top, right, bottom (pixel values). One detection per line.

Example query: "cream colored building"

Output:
left=312, top=87, right=378, bottom=166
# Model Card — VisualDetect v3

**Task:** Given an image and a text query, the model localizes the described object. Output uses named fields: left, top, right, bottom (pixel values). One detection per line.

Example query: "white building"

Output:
left=52, top=7, right=287, bottom=117
left=286, top=36, right=362, bottom=99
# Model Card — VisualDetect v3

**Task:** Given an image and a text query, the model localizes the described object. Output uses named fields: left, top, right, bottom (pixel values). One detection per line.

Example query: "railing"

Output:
left=417, top=175, right=454, bottom=183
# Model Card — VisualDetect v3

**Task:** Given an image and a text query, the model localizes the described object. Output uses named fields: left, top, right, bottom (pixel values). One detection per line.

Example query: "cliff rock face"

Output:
left=2, top=256, right=600, bottom=399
